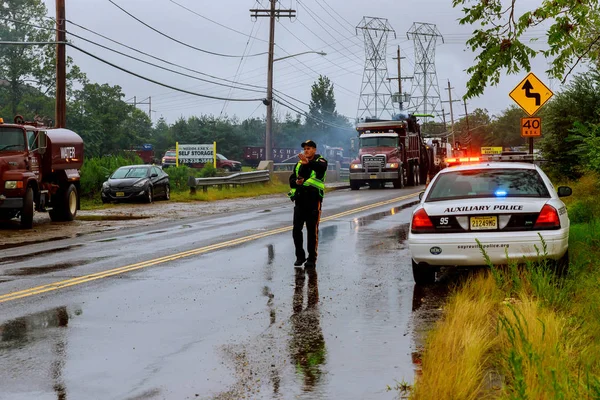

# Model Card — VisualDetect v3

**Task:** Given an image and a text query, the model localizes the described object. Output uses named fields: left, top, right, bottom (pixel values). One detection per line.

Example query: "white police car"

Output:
left=408, top=159, right=571, bottom=284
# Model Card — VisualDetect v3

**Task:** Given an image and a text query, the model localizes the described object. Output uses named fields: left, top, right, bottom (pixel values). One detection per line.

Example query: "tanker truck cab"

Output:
left=0, top=116, right=83, bottom=228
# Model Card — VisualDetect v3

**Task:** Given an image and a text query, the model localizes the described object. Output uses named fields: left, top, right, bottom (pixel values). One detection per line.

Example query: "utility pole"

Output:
left=251, top=1, right=295, bottom=161
left=127, top=96, right=152, bottom=119
left=463, top=98, right=471, bottom=156
left=442, top=81, right=460, bottom=150
left=55, top=0, right=66, bottom=128
left=387, top=46, right=412, bottom=111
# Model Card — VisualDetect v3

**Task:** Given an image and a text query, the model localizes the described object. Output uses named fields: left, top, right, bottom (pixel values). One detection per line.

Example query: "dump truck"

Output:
left=349, top=113, right=429, bottom=190
left=0, top=115, right=84, bottom=228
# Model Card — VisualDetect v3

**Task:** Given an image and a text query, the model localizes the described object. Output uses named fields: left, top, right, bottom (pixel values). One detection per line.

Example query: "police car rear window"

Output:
left=426, top=169, right=550, bottom=201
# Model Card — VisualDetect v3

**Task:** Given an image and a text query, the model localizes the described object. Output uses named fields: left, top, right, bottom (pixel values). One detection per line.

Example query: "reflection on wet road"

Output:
left=0, top=188, right=456, bottom=399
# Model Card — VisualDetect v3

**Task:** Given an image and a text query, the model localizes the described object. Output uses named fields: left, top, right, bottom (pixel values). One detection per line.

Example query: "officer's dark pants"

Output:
left=293, top=200, right=322, bottom=263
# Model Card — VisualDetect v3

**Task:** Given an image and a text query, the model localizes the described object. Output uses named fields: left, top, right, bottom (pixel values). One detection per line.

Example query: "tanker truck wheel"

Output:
left=49, top=184, right=78, bottom=222
left=20, top=187, right=34, bottom=229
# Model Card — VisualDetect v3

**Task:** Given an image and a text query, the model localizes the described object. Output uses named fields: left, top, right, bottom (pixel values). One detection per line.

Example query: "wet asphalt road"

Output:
left=0, top=186, right=448, bottom=400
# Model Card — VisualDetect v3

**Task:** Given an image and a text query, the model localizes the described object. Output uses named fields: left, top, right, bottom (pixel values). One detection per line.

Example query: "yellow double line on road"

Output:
left=0, top=193, right=418, bottom=304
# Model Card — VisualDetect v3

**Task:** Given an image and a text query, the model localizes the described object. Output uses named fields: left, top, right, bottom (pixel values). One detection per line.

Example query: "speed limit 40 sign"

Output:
left=521, top=117, right=541, bottom=137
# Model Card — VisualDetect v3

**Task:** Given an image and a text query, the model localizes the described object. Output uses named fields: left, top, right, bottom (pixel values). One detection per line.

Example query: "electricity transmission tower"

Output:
left=356, top=17, right=396, bottom=121
left=406, top=22, right=444, bottom=122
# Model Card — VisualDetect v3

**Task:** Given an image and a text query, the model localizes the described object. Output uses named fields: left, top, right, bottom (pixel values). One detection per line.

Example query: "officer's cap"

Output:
left=301, top=139, right=317, bottom=148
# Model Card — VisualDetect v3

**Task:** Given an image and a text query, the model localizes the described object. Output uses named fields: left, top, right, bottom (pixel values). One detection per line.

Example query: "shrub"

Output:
left=199, top=163, right=217, bottom=178
left=80, top=154, right=142, bottom=198
left=165, top=165, right=193, bottom=191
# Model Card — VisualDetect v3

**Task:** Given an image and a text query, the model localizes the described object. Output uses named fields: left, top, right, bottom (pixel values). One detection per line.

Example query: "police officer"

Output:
left=288, top=140, right=328, bottom=268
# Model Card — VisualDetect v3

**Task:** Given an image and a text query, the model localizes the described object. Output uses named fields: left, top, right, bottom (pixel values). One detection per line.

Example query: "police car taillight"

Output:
left=534, top=204, right=561, bottom=229
left=411, top=208, right=434, bottom=232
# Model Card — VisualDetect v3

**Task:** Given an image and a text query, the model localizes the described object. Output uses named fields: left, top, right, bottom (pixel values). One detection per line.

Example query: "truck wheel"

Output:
left=412, top=260, right=436, bottom=285
left=63, top=184, right=78, bottom=221
left=20, top=187, right=34, bottom=229
left=393, top=168, right=404, bottom=189
left=414, top=165, right=420, bottom=186
left=49, top=184, right=78, bottom=222
left=350, top=180, right=361, bottom=190
left=407, top=163, right=415, bottom=186
left=419, top=162, right=428, bottom=184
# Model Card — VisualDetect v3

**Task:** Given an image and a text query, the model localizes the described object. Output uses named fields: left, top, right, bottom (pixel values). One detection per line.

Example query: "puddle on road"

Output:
left=0, top=244, right=85, bottom=265
left=0, top=306, right=80, bottom=349
left=6, top=257, right=110, bottom=276
left=76, top=215, right=151, bottom=222
left=0, top=236, right=71, bottom=251
left=351, top=200, right=419, bottom=229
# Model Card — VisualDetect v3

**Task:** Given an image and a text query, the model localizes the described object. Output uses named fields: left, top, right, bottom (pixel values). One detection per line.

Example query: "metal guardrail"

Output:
left=273, top=162, right=296, bottom=172
left=339, top=168, right=349, bottom=181
left=187, top=170, right=270, bottom=193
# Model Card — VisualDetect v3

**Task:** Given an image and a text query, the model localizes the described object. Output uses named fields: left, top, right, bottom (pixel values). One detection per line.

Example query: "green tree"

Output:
left=451, top=108, right=492, bottom=154
left=453, top=0, right=600, bottom=98
left=307, top=75, right=338, bottom=131
left=487, top=106, right=528, bottom=149
left=539, top=70, right=600, bottom=179
left=0, top=0, right=85, bottom=118
left=67, top=83, right=151, bottom=157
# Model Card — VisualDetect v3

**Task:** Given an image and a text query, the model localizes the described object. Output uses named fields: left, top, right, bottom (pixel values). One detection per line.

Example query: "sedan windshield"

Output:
left=427, top=168, right=550, bottom=201
left=360, top=137, right=397, bottom=148
left=0, top=128, right=26, bottom=152
left=111, top=167, right=149, bottom=179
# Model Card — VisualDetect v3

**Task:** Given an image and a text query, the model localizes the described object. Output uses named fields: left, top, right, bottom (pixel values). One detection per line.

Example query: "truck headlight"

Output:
left=162, top=158, right=166, bottom=163
left=4, top=181, right=23, bottom=189
left=134, top=179, right=148, bottom=188
left=351, top=164, right=362, bottom=169
left=386, top=163, right=399, bottom=169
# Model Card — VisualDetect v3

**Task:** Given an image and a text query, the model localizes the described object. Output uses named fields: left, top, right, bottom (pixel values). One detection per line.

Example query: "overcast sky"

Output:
left=41, top=0, right=580, bottom=126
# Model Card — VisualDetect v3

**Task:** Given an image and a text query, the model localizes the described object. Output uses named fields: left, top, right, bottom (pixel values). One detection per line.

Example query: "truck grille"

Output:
left=363, top=156, right=385, bottom=171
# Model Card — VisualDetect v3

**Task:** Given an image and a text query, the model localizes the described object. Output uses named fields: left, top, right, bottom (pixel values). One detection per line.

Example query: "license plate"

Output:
left=370, top=174, right=377, bottom=179
left=470, top=216, right=497, bottom=230
left=116, top=192, right=125, bottom=197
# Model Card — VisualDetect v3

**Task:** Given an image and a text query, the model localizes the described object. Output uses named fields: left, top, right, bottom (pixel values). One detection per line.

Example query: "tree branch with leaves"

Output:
left=454, top=0, right=600, bottom=99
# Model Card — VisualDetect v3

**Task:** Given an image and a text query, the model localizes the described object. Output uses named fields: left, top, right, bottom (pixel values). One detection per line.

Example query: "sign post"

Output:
left=509, top=72, right=553, bottom=155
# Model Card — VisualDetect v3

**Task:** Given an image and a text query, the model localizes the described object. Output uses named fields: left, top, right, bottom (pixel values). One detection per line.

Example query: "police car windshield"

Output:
left=427, top=169, right=550, bottom=201
left=111, top=167, right=149, bottom=179
left=0, top=128, right=26, bottom=152
left=360, top=137, right=397, bottom=148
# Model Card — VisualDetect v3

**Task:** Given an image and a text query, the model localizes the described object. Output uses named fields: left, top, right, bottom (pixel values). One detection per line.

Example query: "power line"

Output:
left=221, top=3, right=263, bottom=116
left=107, top=0, right=268, bottom=58
left=68, top=44, right=264, bottom=102
left=9, top=16, right=269, bottom=93
left=167, top=0, right=268, bottom=43
left=273, top=97, right=353, bottom=131
left=67, top=30, right=266, bottom=94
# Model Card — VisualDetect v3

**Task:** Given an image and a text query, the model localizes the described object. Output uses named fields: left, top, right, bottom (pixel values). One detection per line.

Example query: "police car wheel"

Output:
left=412, top=260, right=436, bottom=285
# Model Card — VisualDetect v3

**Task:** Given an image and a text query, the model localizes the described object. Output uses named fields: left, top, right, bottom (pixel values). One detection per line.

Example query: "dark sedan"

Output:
left=101, top=165, right=170, bottom=204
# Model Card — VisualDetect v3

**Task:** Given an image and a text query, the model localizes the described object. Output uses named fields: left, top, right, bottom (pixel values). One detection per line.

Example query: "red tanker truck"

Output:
left=0, top=115, right=84, bottom=228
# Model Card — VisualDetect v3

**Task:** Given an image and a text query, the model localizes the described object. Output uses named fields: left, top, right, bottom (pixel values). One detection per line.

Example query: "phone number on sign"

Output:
left=178, top=158, right=213, bottom=164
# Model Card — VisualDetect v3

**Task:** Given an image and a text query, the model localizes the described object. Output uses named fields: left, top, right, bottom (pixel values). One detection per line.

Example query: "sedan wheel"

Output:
left=146, top=188, right=153, bottom=203
left=165, top=185, right=170, bottom=200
